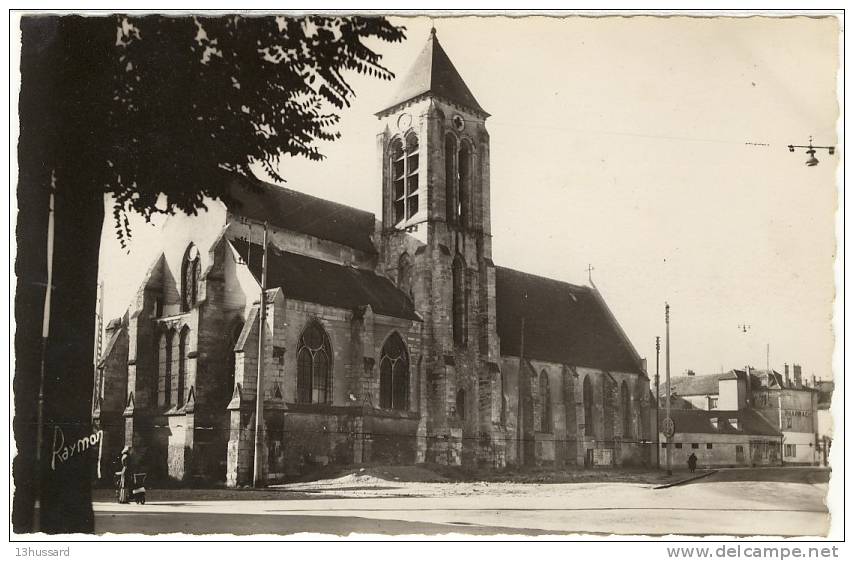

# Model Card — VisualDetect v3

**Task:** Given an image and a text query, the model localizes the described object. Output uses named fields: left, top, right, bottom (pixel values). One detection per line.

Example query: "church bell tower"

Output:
left=376, top=28, right=505, bottom=467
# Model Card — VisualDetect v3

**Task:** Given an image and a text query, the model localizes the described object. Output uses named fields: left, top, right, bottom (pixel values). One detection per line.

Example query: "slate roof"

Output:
left=231, top=240, right=419, bottom=321
left=378, top=29, right=487, bottom=116
left=667, top=372, right=740, bottom=397
left=751, top=369, right=785, bottom=389
left=494, top=267, right=643, bottom=374
left=661, top=409, right=782, bottom=437
left=224, top=173, right=377, bottom=255
left=666, top=368, right=820, bottom=397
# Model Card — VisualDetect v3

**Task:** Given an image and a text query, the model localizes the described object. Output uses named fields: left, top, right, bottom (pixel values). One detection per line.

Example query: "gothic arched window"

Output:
left=379, top=332, right=409, bottom=410
left=621, top=380, right=631, bottom=438
left=458, top=140, right=472, bottom=227
left=181, top=244, right=201, bottom=312
left=296, top=322, right=332, bottom=404
left=452, top=254, right=467, bottom=347
left=456, top=388, right=466, bottom=420
left=445, top=133, right=458, bottom=223
left=583, top=375, right=594, bottom=437
left=390, top=134, right=420, bottom=227
left=397, top=252, right=413, bottom=298
left=158, top=329, right=173, bottom=407
left=539, top=370, right=552, bottom=433
left=177, top=327, right=189, bottom=407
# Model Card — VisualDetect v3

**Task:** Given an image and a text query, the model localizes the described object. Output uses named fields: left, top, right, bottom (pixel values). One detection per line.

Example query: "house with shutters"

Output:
left=662, top=365, right=822, bottom=466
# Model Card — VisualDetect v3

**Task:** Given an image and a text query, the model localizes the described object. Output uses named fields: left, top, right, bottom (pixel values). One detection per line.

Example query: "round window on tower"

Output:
left=452, top=114, right=465, bottom=131
left=397, top=113, right=412, bottom=131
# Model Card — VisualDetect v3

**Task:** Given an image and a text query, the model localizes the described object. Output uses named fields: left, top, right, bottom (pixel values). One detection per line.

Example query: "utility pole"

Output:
left=665, top=303, right=672, bottom=476
left=252, top=222, right=269, bottom=487
left=516, top=315, right=525, bottom=466
left=655, top=335, right=661, bottom=469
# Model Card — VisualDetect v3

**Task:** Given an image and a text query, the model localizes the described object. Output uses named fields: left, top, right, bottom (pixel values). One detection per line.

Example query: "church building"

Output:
left=93, top=29, right=653, bottom=486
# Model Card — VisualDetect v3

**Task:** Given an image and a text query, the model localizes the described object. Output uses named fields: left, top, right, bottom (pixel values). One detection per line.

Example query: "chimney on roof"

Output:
left=784, top=363, right=790, bottom=387
left=812, top=375, right=817, bottom=388
left=686, top=369, right=695, bottom=376
left=793, top=364, right=802, bottom=387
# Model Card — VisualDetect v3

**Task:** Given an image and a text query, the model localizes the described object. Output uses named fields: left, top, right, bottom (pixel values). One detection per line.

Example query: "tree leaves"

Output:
left=49, top=14, right=405, bottom=246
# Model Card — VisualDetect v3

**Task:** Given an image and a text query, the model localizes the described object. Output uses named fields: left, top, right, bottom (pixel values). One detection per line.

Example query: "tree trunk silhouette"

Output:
left=15, top=16, right=104, bottom=533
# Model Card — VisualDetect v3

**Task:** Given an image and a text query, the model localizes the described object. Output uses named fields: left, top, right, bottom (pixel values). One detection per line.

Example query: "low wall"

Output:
left=659, top=432, right=782, bottom=469
left=275, top=405, right=420, bottom=478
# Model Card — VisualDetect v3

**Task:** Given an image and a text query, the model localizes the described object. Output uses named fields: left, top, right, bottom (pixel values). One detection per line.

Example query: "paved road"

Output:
left=93, top=468, right=829, bottom=537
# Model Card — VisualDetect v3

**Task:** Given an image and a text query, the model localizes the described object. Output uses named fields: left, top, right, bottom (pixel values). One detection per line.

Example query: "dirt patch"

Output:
left=427, top=464, right=676, bottom=485
left=92, top=464, right=685, bottom=504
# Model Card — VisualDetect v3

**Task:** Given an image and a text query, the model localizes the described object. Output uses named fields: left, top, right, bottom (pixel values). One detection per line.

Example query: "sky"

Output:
left=99, top=14, right=841, bottom=381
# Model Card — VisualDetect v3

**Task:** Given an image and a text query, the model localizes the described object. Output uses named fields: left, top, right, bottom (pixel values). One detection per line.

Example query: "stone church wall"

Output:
left=499, top=358, right=651, bottom=468
left=223, top=283, right=423, bottom=485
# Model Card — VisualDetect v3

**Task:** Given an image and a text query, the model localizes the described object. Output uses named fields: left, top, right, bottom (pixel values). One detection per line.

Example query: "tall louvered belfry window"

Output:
left=379, top=332, right=409, bottom=410
left=391, top=133, right=420, bottom=227
left=296, top=322, right=332, bottom=404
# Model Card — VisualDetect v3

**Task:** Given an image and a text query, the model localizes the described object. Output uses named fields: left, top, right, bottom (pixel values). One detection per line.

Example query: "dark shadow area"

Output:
left=701, top=467, right=830, bottom=485
left=94, top=512, right=553, bottom=536
left=91, top=488, right=414, bottom=503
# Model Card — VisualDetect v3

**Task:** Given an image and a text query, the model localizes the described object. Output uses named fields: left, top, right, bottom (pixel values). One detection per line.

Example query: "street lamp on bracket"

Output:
left=787, top=136, right=836, bottom=167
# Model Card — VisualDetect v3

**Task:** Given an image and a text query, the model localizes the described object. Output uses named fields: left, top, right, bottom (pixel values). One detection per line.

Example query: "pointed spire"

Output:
left=377, top=28, right=488, bottom=117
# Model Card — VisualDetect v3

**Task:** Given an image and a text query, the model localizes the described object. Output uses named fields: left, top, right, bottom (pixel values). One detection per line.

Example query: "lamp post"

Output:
left=787, top=136, right=835, bottom=167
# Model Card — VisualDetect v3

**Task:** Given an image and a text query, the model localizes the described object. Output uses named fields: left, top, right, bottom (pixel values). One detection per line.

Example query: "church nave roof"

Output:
left=495, top=267, right=644, bottom=375
left=224, top=173, right=377, bottom=255
left=231, top=239, right=419, bottom=321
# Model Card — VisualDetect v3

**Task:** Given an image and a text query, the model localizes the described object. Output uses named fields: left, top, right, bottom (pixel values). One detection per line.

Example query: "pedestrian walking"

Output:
left=687, top=452, right=698, bottom=473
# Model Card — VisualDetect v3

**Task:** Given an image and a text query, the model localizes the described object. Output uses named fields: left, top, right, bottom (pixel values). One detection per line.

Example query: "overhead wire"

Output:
left=452, top=114, right=776, bottom=148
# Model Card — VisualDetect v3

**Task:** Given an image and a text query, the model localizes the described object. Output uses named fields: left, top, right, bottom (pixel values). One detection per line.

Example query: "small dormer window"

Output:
left=729, top=418, right=740, bottom=430
left=710, top=418, right=719, bottom=430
